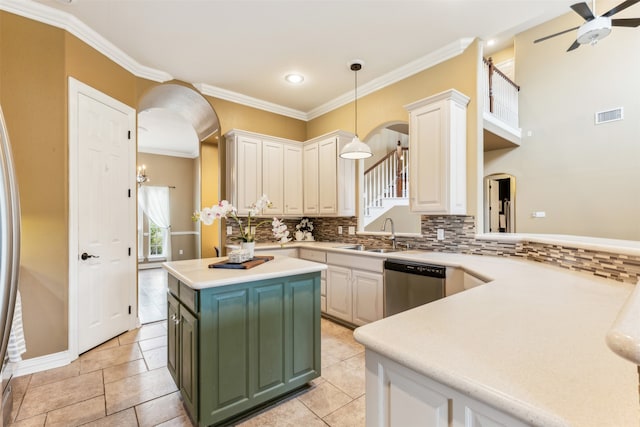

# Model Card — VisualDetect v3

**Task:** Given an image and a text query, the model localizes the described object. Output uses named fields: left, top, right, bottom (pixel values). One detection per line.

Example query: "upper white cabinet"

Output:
left=226, top=129, right=302, bottom=216
left=405, top=89, right=470, bottom=214
left=304, top=131, right=356, bottom=216
left=227, top=129, right=356, bottom=217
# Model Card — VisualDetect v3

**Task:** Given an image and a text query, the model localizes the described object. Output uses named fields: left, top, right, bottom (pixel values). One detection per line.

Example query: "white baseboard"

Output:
left=13, top=350, right=75, bottom=377
left=138, top=262, right=164, bottom=270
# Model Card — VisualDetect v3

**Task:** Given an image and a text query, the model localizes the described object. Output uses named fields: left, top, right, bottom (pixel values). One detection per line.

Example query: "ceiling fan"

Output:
left=534, top=0, right=640, bottom=51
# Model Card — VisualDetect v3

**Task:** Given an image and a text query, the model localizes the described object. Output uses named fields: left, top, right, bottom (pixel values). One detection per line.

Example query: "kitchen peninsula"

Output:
left=162, top=255, right=327, bottom=426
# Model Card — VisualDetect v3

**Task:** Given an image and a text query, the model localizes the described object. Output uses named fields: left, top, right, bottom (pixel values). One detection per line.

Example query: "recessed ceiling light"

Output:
left=285, top=73, right=304, bottom=84
left=487, top=39, right=496, bottom=47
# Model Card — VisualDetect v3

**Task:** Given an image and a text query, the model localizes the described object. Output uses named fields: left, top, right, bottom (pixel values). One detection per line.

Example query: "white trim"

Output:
left=171, top=231, right=199, bottom=236
left=0, top=0, right=171, bottom=83
left=68, top=77, right=138, bottom=360
left=13, top=350, right=74, bottom=377
left=138, top=262, right=165, bottom=270
left=137, top=146, right=199, bottom=159
left=0, top=1, right=473, bottom=121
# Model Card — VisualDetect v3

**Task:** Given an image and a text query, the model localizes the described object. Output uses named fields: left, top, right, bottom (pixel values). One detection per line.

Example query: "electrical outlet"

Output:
left=531, top=211, right=546, bottom=218
left=338, top=226, right=343, bottom=235
left=226, top=226, right=233, bottom=235
left=348, top=226, right=355, bottom=235
left=179, top=249, right=183, bottom=255
left=436, top=228, right=445, bottom=240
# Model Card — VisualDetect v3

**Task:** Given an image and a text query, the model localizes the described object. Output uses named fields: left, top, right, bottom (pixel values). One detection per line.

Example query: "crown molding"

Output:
left=0, top=0, right=172, bottom=83
left=138, top=146, right=199, bottom=159
left=2, top=1, right=473, bottom=121
left=193, top=83, right=308, bottom=121
left=306, top=38, right=475, bottom=120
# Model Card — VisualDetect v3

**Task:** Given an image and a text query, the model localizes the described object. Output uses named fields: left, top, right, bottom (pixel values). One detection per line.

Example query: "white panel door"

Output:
left=303, top=142, right=319, bottom=214
left=76, top=85, right=135, bottom=354
left=352, top=270, right=383, bottom=326
left=237, top=135, right=262, bottom=214
left=326, top=265, right=352, bottom=322
left=318, top=138, right=337, bottom=214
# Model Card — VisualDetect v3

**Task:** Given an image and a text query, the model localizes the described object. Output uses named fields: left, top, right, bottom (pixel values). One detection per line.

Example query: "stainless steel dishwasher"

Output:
left=383, top=259, right=446, bottom=317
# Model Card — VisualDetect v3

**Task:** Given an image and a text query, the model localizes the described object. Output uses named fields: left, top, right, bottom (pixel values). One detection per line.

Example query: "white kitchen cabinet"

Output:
left=302, top=142, right=319, bottom=214
left=226, top=129, right=303, bottom=216
left=365, top=350, right=529, bottom=427
left=405, top=89, right=470, bottom=214
left=304, top=131, right=356, bottom=216
left=326, top=265, right=353, bottom=321
left=283, top=144, right=303, bottom=215
left=326, top=252, right=384, bottom=326
left=262, top=140, right=284, bottom=215
left=299, top=249, right=327, bottom=312
left=226, top=132, right=262, bottom=215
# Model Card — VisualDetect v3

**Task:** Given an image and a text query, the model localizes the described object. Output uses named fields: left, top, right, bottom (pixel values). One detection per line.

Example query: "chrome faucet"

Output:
left=381, top=218, right=396, bottom=249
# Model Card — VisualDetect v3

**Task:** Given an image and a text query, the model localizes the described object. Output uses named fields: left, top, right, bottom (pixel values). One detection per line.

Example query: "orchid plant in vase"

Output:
left=194, top=195, right=291, bottom=257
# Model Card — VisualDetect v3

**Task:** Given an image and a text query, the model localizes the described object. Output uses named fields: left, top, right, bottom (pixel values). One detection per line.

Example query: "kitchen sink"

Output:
left=336, top=245, right=399, bottom=253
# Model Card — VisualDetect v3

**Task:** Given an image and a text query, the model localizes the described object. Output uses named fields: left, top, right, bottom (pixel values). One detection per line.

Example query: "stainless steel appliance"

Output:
left=0, top=105, right=22, bottom=426
left=384, top=260, right=445, bottom=317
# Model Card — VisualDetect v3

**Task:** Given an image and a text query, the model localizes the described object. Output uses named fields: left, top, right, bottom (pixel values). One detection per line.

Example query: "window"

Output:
left=148, top=220, right=166, bottom=258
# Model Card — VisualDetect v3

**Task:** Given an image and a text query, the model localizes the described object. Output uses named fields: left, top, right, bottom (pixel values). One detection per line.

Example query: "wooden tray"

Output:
left=209, top=255, right=274, bottom=269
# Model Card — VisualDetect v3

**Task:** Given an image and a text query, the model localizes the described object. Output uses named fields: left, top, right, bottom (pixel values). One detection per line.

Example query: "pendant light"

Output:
left=340, top=61, right=373, bottom=159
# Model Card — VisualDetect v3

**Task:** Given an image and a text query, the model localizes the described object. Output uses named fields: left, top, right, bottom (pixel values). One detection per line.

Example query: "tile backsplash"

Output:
left=225, top=215, right=640, bottom=284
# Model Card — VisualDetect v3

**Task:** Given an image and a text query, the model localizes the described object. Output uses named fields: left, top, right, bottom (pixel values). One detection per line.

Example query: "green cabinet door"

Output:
left=179, top=306, right=199, bottom=419
left=199, top=273, right=320, bottom=426
left=167, top=293, right=180, bottom=385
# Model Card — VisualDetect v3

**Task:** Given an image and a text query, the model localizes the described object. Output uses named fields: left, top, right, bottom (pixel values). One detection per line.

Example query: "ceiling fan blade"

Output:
left=571, top=2, right=596, bottom=21
left=603, top=0, right=640, bottom=17
left=534, top=26, right=580, bottom=43
left=567, top=40, right=581, bottom=51
left=611, top=17, right=640, bottom=26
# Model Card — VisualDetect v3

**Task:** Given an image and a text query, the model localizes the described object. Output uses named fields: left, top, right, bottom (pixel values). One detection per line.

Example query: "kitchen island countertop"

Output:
left=163, top=255, right=327, bottom=290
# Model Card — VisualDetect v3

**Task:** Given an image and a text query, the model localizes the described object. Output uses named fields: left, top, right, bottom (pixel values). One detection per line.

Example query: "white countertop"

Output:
left=162, top=255, right=327, bottom=290
left=223, top=241, right=640, bottom=425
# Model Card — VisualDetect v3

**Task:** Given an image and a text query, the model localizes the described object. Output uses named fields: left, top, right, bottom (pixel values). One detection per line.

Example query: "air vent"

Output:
left=595, top=107, right=623, bottom=125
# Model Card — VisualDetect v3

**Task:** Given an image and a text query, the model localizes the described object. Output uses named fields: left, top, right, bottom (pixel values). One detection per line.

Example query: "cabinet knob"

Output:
left=170, top=314, right=181, bottom=325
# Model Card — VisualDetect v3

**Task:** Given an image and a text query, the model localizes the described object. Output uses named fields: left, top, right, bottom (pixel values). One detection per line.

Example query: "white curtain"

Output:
left=138, top=186, right=172, bottom=261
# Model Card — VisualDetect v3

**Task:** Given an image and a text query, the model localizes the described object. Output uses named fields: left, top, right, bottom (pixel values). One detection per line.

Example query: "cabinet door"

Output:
left=303, top=142, right=319, bottom=214
left=326, top=265, right=352, bottom=322
left=236, top=135, right=263, bottom=214
left=318, top=137, right=337, bottom=214
left=167, top=293, right=180, bottom=386
left=283, top=144, right=303, bottom=215
left=262, top=140, right=284, bottom=215
left=352, top=270, right=383, bottom=326
left=179, top=307, right=199, bottom=419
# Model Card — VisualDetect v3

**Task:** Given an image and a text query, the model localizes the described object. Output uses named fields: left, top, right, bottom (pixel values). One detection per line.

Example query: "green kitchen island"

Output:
left=162, top=255, right=326, bottom=426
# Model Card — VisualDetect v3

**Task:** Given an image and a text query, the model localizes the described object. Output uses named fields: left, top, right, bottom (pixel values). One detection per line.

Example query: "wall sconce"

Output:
left=137, top=165, right=149, bottom=186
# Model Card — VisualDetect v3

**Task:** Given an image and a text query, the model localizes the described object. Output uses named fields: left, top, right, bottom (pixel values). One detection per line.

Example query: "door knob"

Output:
left=80, top=252, right=100, bottom=260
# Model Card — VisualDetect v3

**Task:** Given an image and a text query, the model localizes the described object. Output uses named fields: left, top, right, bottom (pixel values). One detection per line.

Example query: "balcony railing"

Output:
left=483, top=57, right=520, bottom=129
left=363, top=146, right=409, bottom=219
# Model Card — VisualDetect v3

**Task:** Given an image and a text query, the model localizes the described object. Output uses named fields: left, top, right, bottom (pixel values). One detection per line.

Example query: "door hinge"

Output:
left=128, top=130, right=131, bottom=140
left=128, top=247, right=131, bottom=256
left=128, top=189, right=131, bottom=198
left=128, top=305, right=132, bottom=315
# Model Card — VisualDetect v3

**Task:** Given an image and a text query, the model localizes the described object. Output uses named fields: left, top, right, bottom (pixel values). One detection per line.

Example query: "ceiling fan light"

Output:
left=340, top=136, right=373, bottom=159
left=577, top=16, right=612, bottom=44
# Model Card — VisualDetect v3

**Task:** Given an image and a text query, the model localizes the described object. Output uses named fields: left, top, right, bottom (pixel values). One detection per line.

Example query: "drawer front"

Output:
left=179, top=281, right=198, bottom=313
left=326, top=252, right=384, bottom=273
left=299, top=249, right=327, bottom=263
left=168, top=273, right=179, bottom=297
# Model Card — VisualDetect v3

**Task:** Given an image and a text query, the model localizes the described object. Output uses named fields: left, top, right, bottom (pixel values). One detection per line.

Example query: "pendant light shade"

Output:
left=340, top=61, right=372, bottom=160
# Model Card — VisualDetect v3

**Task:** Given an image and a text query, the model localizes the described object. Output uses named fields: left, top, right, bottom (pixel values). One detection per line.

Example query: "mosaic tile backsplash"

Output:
left=225, top=215, right=640, bottom=284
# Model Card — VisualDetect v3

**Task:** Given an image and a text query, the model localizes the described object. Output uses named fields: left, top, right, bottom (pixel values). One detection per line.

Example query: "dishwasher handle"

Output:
left=384, top=260, right=446, bottom=278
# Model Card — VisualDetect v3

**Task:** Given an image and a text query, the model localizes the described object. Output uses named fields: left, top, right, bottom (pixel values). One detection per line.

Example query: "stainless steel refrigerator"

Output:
left=0, top=105, right=21, bottom=426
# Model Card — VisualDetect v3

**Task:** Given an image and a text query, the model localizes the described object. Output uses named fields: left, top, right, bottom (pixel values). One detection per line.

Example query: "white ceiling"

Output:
left=29, top=0, right=578, bottom=116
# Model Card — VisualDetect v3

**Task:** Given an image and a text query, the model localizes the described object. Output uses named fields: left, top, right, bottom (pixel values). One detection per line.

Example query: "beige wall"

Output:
left=1, top=12, right=67, bottom=358
left=484, top=8, right=640, bottom=240
left=307, top=40, right=481, bottom=217
left=137, top=153, right=199, bottom=262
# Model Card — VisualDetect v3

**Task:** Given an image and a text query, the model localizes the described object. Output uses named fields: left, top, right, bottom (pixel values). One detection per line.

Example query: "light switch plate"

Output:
left=226, top=226, right=233, bottom=235
left=338, top=226, right=343, bottom=235
left=348, top=226, right=355, bottom=235
left=436, top=228, right=445, bottom=240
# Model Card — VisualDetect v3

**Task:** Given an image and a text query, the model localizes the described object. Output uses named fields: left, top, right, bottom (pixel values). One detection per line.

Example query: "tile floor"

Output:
left=138, top=268, right=168, bottom=324
left=8, top=318, right=366, bottom=426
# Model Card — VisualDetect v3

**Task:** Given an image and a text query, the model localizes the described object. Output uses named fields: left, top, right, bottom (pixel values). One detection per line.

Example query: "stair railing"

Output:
left=483, top=57, right=520, bottom=129
left=363, top=147, right=409, bottom=216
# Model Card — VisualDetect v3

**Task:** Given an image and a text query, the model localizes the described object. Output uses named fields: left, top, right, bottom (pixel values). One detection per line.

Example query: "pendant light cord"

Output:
left=351, top=62, right=362, bottom=138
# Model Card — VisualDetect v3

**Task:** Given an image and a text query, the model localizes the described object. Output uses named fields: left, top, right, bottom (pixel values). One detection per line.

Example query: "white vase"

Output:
left=295, top=231, right=304, bottom=241
left=241, top=241, right=255, bottom=259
